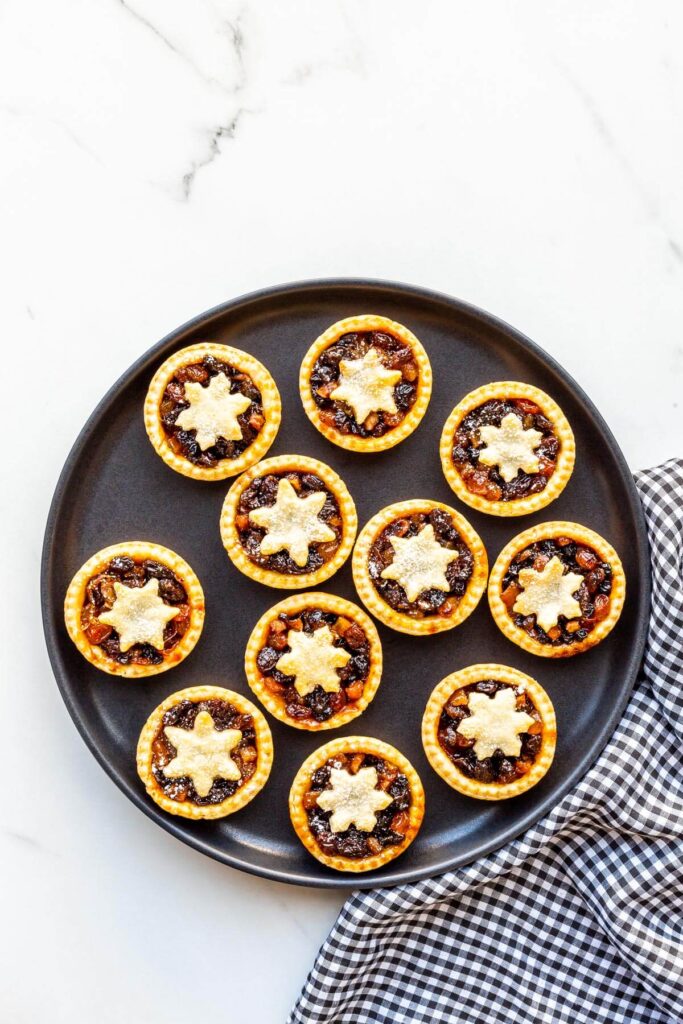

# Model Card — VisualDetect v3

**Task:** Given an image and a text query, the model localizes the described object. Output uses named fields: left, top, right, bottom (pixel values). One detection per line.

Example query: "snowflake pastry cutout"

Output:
left=275, top=625, right=351, bottom=697
left=330, top=348, right=402, bottom=424
left=163, top=710, right=243, bottom=797
left=380, top=524, right=459, bottom=602
left=175, top=373, right=252, bottom=451
left=457, top=688, right=535, bottom=760
left=513, top=555, right=583, bottom=632
left=98, top=578, right=180, bottom=652
left=478, top=412, right=543, bottom=483
left=316, top=766, right=393, bottom=833
left=248, top=478, right=336, bottom=567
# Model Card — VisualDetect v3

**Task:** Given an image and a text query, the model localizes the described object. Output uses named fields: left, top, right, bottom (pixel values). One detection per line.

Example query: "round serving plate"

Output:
left=41, top=280, right=650, bottom=888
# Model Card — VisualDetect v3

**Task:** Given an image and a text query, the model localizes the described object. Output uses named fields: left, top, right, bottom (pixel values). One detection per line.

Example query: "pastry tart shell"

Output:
left=136, top=685, right=273, bottom=819
left=220, top=454, right=358, bottom=590
left=440, top=381, right=575, bottom=516
left=352, top=499, right=488, bottom=635
left=144, top=343, right=281, bottom=482
left=422, top=664, right=556, bottom=800
left=64, top=541, right=205, bottom=678
left=299, top=315, right=432, bottom=453
left=289, top=735, right=425, bottom=872
left=244, top=592, right=383, bottom=731
left=488, top=521, right=626, bottom=657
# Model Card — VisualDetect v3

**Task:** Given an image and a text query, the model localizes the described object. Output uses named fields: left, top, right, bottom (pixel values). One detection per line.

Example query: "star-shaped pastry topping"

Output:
left=175, top=373, right=252, bottom=451
left=380, top=524, right=459, bottom=603
left=457, top=688, right=535, bottom=760
left=275, top=626, right=351, bottom=697
left=513, top=555, right=583, bottom=632
left=316, top=766, right=393, bottom=833
left=248, top=478, right=336, bottom=568
left=163, top=711, right=242, bottom=797
left=478, top=412, right=543, bottom=483
left=330, top=348, right=402, bottom=424
left=98, top=579, right=180, bottom=652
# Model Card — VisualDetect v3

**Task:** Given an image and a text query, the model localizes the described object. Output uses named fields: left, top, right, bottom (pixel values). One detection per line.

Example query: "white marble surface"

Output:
left=2, top=1, right=683, bottom=1021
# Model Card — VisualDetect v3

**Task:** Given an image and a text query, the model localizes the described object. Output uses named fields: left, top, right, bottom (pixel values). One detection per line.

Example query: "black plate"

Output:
left=41, top=280, right=649, bottom=888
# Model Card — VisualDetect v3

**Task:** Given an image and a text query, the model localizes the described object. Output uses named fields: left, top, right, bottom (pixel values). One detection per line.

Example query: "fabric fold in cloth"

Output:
left=289, top=460, right=683, bottom=1024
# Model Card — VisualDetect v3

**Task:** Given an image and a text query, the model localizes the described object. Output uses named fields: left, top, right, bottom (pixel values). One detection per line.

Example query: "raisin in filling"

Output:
left=304, top=753, right=412, bottom=858
left=160, top=355, right=264, bottom=467
left=502, top=538, right=613, bottom=646
left=236, top=472, right=342, bottom=575
left=451, top=399, right=560, bottom=501
left=80, top=557, right=190, bottom=666
left=438, top=680, right=542, bottom=784
left=257, top=607, right=370, bottom=724
left=151, top=699, right=257, bottom=806
left=368, top=509, right=474, bottom=617
left=310, top=331, right=418, bottom=437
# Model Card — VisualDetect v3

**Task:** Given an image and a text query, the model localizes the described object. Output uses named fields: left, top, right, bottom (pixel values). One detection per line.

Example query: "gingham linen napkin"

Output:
left=289, top=460, right=683, bottom=1024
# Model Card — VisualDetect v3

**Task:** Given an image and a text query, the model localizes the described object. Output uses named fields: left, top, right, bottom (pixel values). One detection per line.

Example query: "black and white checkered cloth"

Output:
left=290, top=460, right=683, bottom=1024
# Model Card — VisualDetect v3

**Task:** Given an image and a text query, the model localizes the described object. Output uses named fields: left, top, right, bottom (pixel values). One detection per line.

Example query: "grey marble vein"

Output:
left=177, top=10, right=249, bottom=200
left=180, top=110, right=248, bottom=200
left=116, top=0, right=226, bottom=92
left=1, top=105, right=103, bottom=164
left=556, top=60, right=683, bottom=265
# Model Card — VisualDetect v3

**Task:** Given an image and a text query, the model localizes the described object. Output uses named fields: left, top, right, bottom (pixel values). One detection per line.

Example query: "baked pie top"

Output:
left=244, top=593, right=382, bottom=730
left=300, top=315, right=432, bottom=452
left=289, top=736, right=425, bottom=872
left=352, top=500, right=488, bottom=635
left=64, top=542, right=204, bottom=678
left=422, top=664, right=556, bottom=800
left=488, top=522, right=626, bottom=657
left=136, top=685, right=273, bottom=820
left=221, top=454, right=357, bottom=590
left=440, top=382, right=575, bottom=516
left=144, top=343, right=281, bottom=481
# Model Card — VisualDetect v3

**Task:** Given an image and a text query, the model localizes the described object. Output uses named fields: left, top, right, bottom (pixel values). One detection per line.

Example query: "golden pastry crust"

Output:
left=289, top=736, right=425, bottom=872
left=439, top=382, right=575, bottom=517
left=244, top=593, right=383, bottom=731
left=136, top=685, right=273, bottom=820
left=64, top=542, right=205, bottom=678
left=299, top=315, right=432, bottom=453
left=422, top=664, right=556, bottom=800
left=352, top=499, right=488, bottom=635
left=220, top=454, right=358, bottom=590
left=488, top=521, right=626, bottom=657
left=144, top=343, right=281, bottom=482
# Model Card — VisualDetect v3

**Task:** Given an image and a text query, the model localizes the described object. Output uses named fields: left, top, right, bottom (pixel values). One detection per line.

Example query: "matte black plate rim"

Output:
left=41, top=278, right=650, bottom=889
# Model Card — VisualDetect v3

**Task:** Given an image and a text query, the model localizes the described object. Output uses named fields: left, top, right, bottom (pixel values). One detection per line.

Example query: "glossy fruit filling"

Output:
left=368, top=509, right=474, bottom=618
left=305, top=752, right=411, bottom=858
left=438, top=680, right=542, bottom=783
left=235, top=471, right=342, bottom=575
left=502, top=538, right=613, bottom=646
left=256, top=607, right=370, bottom=724
left=160, top=356, right=264, bottom=467
left=310, top=331, right=418, bottom=436
left=452, top=398, right=559, bottom=501
left=152, top=699, right=257, bottom=805
left=80, top=557, right=190, bottom=665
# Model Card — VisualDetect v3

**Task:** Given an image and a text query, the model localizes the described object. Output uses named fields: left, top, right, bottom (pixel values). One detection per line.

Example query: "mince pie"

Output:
left=136, top=685, right=273, bottom=819
left=440, top=382, right=575, bottom=516
left=245, top=593, right=382, bottom=730
left=144, top=343, right=281, bottom=481
left=489, top=521, right=626, bottom=657
left=221, top=454, right=357, bottom=589
left=352, top=499, right=488, bottom=635
left=299, top=315, right=432, bottom=452
left=64, top=542, right=205, bottom=677
left=422, top=664, right=556, bottom=800
left=289, top=736, right=424, bottom=872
